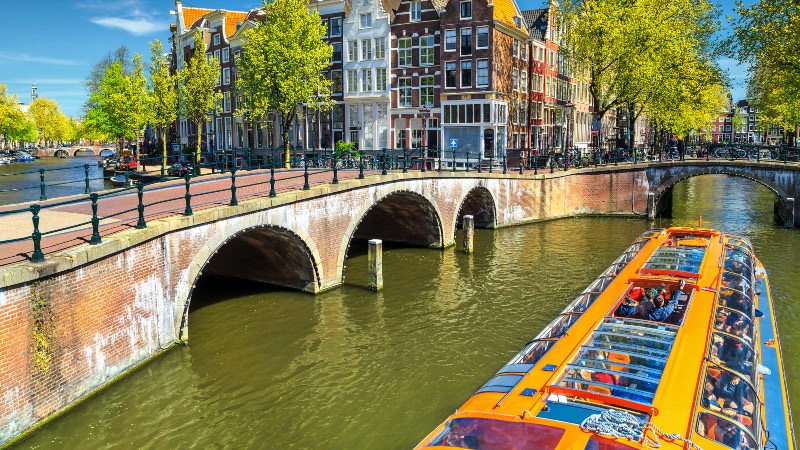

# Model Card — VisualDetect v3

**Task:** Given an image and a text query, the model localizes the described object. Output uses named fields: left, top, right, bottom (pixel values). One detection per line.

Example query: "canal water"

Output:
left=0, top=157, right=109, bottom=206
left=14, top=174, right=799, bottom=449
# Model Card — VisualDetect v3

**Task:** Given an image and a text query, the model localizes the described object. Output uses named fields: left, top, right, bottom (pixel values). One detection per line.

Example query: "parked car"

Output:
left=168, top=162, right=192, bottom=177
left=116, top=150, right=137, bottom=170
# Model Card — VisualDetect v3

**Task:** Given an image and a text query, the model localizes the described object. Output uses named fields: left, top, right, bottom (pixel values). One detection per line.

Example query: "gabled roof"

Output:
left=182, top=7, right=250, bottom=39
left=493, top=0, right=527, bottom=32
left=522, top=8, right=548, bottom=41
left=182, top=7, right=214, bottom=31
left=224, top=11, right=250, bottom=38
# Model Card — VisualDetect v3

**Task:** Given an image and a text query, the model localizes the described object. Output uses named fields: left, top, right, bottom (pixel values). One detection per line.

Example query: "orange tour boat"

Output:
left=415, top=227, right=794, bottom=450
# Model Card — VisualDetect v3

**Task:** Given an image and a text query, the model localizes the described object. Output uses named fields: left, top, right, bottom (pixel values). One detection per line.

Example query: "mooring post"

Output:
left=368, top=239, right=383, bottom=291
left=647, top=192, right=656, bottom=219
left=463, top=215, right=474, bottom=254
left=786, top=198, right=795, bottom=228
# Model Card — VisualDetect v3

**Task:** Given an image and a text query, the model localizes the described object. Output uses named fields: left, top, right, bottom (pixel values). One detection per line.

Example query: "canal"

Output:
left=0, top=157, right=109, bottom=206
left=14, top=174, right=799, bottom=449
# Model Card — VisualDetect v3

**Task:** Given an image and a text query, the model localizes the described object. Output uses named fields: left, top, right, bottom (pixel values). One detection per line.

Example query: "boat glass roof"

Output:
left=424, top=417, right=567, bottom=449
left=556, top=318, right=678, bottom=406
left=642, top=247, right=706, bottom=274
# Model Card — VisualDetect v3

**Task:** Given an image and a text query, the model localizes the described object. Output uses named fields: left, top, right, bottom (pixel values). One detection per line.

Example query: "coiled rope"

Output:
left=581, top=409, right=703, bottom=450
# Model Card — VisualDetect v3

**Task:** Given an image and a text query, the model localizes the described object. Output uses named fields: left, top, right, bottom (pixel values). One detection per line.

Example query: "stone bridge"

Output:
left=0, top=159, right=797, bottom=444
left=32, top=147, right=113, bottom=158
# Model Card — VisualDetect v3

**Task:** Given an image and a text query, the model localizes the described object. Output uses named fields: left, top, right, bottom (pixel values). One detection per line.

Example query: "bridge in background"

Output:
left=0, top=159, right=797, bottom=445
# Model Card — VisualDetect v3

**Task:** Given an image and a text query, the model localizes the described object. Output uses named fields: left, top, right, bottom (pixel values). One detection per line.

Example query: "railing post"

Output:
left=269, top=163, right=277, bottom=197
left=359, top=153, right=365, bottom=179
left=89, top=193, right=102, bottom=244
left=183, top=174, right=193, bottom=216
left=382, top=148, right=388, bottom=175
left=502, top=152, right=507, bottom=174
left=519, top=160, right=524, bottom=174
left=784, top=147, right=788, bottom=164
left=466, top=150, right=471, bottom=172
left=490, top=154, right=494, bottom=173
left=438, top=147, right=442, bottom=172
left=534, top=153, right=538, bottom=175
left=421, top=147, right=427, bottom=173
left=550, top=152, right=554, bottom=174
left=30, top=204, right=45, bottom=262
left=229, top=167, right=238, bottom=206
left=124, top=158, right=131, bottom=187
left=402, top=149, right=408, bottom=173
left=452, top=148, right=456, bottom=172
left=614, top=149, right=618, bottom=166
left=84, top=164, right=90, bottom=194
left=303, top=158, right=310, bottom=190
left=332, top=153, right=339, bottom=184
left=757, top=146, right=761, bottom=163
left=38, top=169, right=47, bottom=201
left=477, top=153, right=482, bottom=173
left=136, top=182, right=147, bottom=229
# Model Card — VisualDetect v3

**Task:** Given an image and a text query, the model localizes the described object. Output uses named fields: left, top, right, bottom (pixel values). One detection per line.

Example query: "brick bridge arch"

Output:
left=454, top=186, right=497, bottom=236
left=644, top=163, right=797, bottom=225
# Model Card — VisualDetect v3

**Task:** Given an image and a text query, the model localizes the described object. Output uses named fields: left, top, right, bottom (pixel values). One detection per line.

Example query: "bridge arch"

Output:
left=453, top=186, right=497, bottom=238
left=72, top=148, right=97, bottom=157
left=53, top=149, right=69, bottom=158
left=99, top=148, right=116, bottom=157
left=179, top=223, right=324, bottom=340
left=652, top=166, right=790, bottom=219
left=339, top=189, right=445, bottom=278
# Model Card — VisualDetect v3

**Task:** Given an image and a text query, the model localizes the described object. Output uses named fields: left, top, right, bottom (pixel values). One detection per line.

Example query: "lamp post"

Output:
left=564, top=102, right=574, bottom=170
left=419, top=105, right=430, bottom=172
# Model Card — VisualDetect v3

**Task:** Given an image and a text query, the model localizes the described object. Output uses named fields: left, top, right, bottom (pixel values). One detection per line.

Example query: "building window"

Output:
left=420, top=36, right=434, bottom=65
left=477, top=59, right=489, bottom=86
left=398, top=37, right=412, bottom=66
left=332, top=42, right=342, bottom=62
left=512, top=68, right=519, bottom=91
left=445, top=29, right=456, bottom=52
left=347, top=69, right=358, bottom=93
left=460, top=60, right=472, bottom=87
left=332, top=71, right=343, bottom=93
left=360, top=13, right=373, bottom=28
left=330, top=17, right=342, bottom=36
left=410, top=0, right=421, bottom=21
left=361, top=68, right=372, bottom=91
left=223, top=68, right=231, bottom=85
left=224, top=92, right=231, bottom=112
left=477, top=26, right=489, bottom=49
left=460, top=28, right=472, bottom=56
left=362, top=39, right=372, bottom=60
left=460, top=0, right=472, bottom=19
left=222, top=48, right=229, bottom=62
left=420, top=75, right=434, bottom=106
left=445, top=61, right=457, bottom=88
left=214, top=50, right=220, bottom=62
left=214, top=34, right=220, bottom=45
left=374, top=37, right=386, bottom=59
left=513, top=40, right=519, bottom=58
left=399, top=77, right=412, bottom=106
left=521, top=44, right=527, bottom=61
left=322, top=19, right=329, bottom=37
left=521, top=71, right=527, bottom=92
left=348, top=41, right=358, bottom=62
left=376, top=67, right=387, bottom=90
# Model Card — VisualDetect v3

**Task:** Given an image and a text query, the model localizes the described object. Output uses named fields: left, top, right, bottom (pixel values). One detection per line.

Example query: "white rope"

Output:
left=580, top=409, right=703, bottom=450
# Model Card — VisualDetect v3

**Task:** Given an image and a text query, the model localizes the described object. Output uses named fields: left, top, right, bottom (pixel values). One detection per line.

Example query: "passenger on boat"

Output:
left=633, top=289, right=657, bottom=319
left=645, top=292, right=678, bottom=322
left=714, top=311, right=728, bottom=330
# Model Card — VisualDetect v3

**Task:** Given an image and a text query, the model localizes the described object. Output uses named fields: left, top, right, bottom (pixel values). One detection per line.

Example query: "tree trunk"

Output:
left=161, top=127, right=168, bottom=174
left=195, top=120, right=203, bottom=169
left=283, top=119, right=291, bottom=168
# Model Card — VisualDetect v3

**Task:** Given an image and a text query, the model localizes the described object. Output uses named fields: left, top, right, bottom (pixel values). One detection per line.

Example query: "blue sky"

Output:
left=0, top=0, right=749, bottom=117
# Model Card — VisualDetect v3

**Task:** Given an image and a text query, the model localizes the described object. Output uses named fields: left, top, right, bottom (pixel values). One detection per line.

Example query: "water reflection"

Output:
left=14, top=174, right=799, bottom=450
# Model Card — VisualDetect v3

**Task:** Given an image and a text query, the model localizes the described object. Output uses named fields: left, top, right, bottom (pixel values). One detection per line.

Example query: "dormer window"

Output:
left=360, top=13, right=373, bottom=28
left=410, top=0, right=422, bottom=21
left=513, top=16, right=522, bottom=29
left=213, top=34, right=220, bottom=45
left=460, top=1, right=472, bottom=19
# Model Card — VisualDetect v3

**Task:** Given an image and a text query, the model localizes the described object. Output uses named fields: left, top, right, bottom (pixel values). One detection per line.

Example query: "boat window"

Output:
left=555, top=318, right=677, bottom=406
left=721, top=272, right=752, bottom=295
left=710, top=332, right=755, bottom=383
left=713, top=307, right=755, bottom=345
left=700, top=366, right=758, bottom=435
left=601, top=264, right=625, bottom=277
left=584, top=435, right=638, bottom=449
left=584, top=277, right=612, bottom=294
left=569, top=293, right=601, bottom=313
left=540, top=314, right=581, bottom=340
left=727, top=235, right=753, bottom=252
left=642, top=247, right=706, bottom=274
left=719, top=288, right=753, bottom=316
left=636, top=229, right=662, bottom=240
left=613, top=252, right=636, bottom=265
left=476, top=374, right=524, bottom=394
left=424, top=417, right=566, bottom=449
left=725, top=247, right=753, bottom=268
left=723, top=258, right=752, bottom=280
left=515, top=339, right=556, bottom=365
left=696, top=412, right=757, bottom=449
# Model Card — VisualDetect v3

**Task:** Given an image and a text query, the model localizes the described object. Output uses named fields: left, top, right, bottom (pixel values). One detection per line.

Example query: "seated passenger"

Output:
left=633, top=289, right=658, bottom=319
left=615, top=287, right=643, bottom=317
left=645, top=293, right=678, bottom=322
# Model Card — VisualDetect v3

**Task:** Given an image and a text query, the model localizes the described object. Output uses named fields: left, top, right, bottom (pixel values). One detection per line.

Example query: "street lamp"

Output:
left=419, top=105, right=430, bottom=172
left=563, top=102, right=574, bottom=170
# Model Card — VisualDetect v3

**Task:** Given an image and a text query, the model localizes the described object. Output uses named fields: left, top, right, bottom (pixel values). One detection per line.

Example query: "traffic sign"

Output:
left=449, top=138, right=458, bottom=148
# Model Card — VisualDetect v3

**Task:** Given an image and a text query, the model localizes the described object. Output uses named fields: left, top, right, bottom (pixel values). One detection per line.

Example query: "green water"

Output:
left=14, top=175, right=798, bottom=449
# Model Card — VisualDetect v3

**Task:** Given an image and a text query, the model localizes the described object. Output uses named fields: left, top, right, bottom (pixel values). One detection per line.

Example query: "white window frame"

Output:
left=348, top=41, right=358, bottom=62
left=445, top=61, right=457, bottom=89
left=445, top=29, right=456, bottom=52
left=362, top=39, right=372, bottom=60
left=410, top=0, right=422, bottom=21
left=213, top=34, right=220, bottom=46
left=361, top=68, right=372, bottom=92
left=460, top=0, right=472, bottom=19
left=399, top=77, right=413, bottom=107
left=420, top=35, right=434, bottom=66
left=376, top=67, right=387, bottom=91
left=374, top=37, right=386, bottom=59
left=477, top=59, right=489, bottom=87
left=222, top=48, right=229, bottom=62
left=330, top=17, right=342, bottom=37
left=476, top=26, right=489, bottom=49
left=360, top=13, right=373, bottom=28
left=223, top=67, right=231, bottom=85
left=460, top=27, right=472, bottom=56
left=347, top=69, right=358, bottom=93
left=420, top=75, right=434, bottom=106
left=460, top=60, right=472, bottom=88
left=398, top=37, right=413, bottom=66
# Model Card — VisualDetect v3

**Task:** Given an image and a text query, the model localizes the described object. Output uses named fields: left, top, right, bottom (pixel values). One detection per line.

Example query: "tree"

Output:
left=126, top=53, right=149, bottom=161
left=83, top=46, right=131, bottom=128
left=731, top=0, right=800, bottom=143
left=27, top=98, right=69, bottom=146
left=85, top=61, right=138, bottom=153
left=237, top=0, right=333, bottom=167
left=148, top=39, right=178, bottom=174
left=178, top=29, right=221, bottom=166
left=731, top=107, right=746, bottom=142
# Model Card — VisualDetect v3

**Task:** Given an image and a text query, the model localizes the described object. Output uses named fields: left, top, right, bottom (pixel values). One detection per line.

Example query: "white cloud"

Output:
left=0, top=51, right=79, bottom=66
left=90, top=16, right=169, bottom=35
